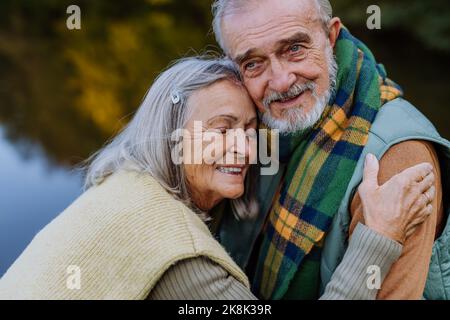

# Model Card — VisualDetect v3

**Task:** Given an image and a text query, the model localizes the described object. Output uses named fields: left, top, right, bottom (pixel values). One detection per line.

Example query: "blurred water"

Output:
left=0, top=127, right=83, bottom=276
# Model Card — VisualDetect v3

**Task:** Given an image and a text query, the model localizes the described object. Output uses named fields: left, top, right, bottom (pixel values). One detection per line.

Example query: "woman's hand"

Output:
left=358, top=153, right=435, bottom=244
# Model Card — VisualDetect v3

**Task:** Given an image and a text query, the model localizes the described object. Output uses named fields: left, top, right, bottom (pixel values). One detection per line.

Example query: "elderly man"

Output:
left=212, top=0, right=450, bottom=299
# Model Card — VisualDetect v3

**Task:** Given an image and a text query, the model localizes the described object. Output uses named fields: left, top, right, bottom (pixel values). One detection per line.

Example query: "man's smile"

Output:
left=270, top=90, right=307, bottom=112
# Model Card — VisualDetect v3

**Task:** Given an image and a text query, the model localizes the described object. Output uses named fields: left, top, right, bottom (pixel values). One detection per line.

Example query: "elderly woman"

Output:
left=0, top=58, right=435, bottom=300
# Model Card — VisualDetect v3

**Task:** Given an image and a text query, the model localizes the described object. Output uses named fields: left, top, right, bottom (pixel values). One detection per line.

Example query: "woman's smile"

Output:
left=215, top=165, right=249, bottom=185
left=216, top=165, right=245, bottom=175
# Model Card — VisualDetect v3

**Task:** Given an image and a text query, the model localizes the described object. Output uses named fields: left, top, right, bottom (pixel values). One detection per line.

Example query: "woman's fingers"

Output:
left=418, top=173, right=435, bottom=193
left=395, top=163, right=435, bottom=242
left=362, top=153, right=380, bottom=188
left=410, top=184, right=435, bottom=215
left=401, top=162, right=433, bottom=183
left=405, top=204, right=434, bottom=239
left=425, top=186, right=436, bottom=204
left=406, top=206, right=433, bottom=236
left=359, top=160, right=435, bottom=244
left=405, top=225, right=417, bottom=239
left=405, top=223, right=419, bottom=239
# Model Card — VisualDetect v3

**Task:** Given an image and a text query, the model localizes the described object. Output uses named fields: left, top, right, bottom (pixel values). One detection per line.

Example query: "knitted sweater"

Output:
left=0, top=170, right=249, bottom=299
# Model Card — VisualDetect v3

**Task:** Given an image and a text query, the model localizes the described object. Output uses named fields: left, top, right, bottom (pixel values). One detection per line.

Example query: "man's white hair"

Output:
left=212, top=0, right=333, bottom=54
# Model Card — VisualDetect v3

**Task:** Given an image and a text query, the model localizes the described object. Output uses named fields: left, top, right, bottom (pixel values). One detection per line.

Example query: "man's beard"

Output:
left=260, top=45, right=338, bottom=134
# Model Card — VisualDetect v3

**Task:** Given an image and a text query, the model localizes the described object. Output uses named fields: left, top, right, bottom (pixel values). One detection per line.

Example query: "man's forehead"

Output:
left=233, top=31, right=313, bottom=64
left=222, top=0, right=322, bottom=58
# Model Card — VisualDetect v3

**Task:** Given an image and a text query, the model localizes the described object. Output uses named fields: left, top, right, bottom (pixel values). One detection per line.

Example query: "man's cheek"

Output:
left=296, top=56, right=325, bottom=81
left=245, top=81, right=265, bottom=110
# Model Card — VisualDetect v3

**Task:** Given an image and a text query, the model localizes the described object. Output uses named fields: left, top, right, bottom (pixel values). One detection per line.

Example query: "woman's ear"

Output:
left=328, top=17, right=342, bottom=49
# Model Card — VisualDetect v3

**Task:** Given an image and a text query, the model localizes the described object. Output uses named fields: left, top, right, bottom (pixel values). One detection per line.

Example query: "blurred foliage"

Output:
left=0, top=0, right=214, bottom=166
left=333, top=0, right=450, bottom=52
left=0, top=0, right=448, bottom=168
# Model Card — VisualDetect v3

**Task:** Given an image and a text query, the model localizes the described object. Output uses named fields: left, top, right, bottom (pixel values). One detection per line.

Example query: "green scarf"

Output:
left=253, top=28, right=403, bottom=300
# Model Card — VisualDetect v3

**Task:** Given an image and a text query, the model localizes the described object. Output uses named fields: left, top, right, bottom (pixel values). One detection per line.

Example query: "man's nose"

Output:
left=268, top=59, right=296, bottom=93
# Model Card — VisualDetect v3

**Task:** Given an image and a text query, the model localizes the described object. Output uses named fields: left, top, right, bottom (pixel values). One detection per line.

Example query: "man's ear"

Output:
left=328, top=17, right=342, bottom=49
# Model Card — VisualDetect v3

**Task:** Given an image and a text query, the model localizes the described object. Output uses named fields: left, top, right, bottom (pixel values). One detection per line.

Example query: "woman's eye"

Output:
left=215, top=128, right=227, bottom=134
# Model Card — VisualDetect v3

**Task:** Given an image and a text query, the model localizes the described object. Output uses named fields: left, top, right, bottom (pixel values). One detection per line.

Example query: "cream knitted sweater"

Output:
left=0, top=171, right=249, bottom=299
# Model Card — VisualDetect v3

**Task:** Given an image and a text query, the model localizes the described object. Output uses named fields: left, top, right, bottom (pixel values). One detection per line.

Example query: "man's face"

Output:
left=222, top=0, right=337, bottom=133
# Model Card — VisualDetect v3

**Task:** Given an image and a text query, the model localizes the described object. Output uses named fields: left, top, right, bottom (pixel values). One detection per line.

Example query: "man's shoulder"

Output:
left=377, top=140, right=439, bottom=185
left=369, top=98, right=441, bottom=145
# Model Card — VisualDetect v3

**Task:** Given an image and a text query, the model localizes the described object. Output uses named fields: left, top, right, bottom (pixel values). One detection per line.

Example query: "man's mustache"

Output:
left=263, top=82, right=317, bottom=109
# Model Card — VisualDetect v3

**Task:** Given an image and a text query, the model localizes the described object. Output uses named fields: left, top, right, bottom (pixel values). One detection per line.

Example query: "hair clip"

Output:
left=171, top=91, right=181, bottom=104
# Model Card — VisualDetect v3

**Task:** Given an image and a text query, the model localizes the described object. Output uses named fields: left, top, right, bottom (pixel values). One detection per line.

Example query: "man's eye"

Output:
left=244, top=61, right=257, bottom=70
left=242, top=60, right=264, bottom=78
left=290, top=44, right=302, bottom=53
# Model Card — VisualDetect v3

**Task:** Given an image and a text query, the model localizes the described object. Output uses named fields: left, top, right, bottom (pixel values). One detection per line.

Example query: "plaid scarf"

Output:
left=253, top=28, right=403, bottom=300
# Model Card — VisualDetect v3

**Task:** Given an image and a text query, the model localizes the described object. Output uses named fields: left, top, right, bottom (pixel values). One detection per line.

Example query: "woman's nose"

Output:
left=231, top=129, right=256, bottom=163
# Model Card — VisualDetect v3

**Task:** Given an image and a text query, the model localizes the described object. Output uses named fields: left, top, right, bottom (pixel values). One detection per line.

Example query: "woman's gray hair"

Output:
left=83, top=56, right=258, bottom=221
left=212, top=0, right=333, bottom=54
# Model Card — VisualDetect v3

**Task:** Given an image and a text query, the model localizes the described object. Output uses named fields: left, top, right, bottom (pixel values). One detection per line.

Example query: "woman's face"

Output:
left=183, top=80, right=258, bottom=211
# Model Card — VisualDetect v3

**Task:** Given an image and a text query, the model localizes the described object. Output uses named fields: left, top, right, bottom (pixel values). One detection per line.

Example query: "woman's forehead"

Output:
left=188, top=81, right=256, bottom=123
